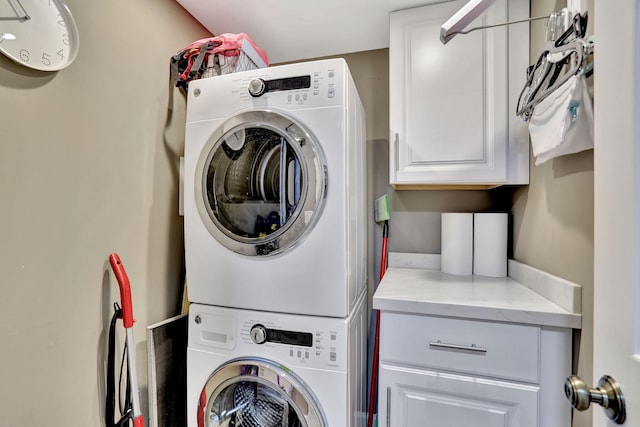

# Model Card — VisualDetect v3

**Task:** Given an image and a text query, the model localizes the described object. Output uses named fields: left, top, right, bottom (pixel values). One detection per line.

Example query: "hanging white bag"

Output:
left=528, top=73, right=594, bottom=165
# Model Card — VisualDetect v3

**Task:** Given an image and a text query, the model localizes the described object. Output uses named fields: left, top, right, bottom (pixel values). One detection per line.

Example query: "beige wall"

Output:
left=0, top=0, right=209, bottom=425
left=511, top=2, right=594, bottom=426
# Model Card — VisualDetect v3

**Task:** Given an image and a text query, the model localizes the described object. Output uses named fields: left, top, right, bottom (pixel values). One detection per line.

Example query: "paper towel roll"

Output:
left=441, top=213, right=473, bottom=276
left=473, top=213, right=508, bottom=277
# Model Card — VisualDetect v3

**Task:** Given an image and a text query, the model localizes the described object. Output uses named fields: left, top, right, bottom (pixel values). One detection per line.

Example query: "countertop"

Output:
left=372, top=257, right=582, bottom=329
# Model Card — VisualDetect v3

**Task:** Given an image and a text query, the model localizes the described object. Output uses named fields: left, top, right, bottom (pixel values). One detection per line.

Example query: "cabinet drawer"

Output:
left=379, top=313, right=540, bottom=383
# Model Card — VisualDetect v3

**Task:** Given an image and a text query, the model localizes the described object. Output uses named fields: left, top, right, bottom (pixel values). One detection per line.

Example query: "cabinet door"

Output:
left=379, top=363, right=539, bottom=427
left=389, top=0, right=528, bottom=187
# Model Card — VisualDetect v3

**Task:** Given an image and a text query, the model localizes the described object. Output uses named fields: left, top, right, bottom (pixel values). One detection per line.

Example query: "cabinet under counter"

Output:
left=373, top=260, right=581, bottom=426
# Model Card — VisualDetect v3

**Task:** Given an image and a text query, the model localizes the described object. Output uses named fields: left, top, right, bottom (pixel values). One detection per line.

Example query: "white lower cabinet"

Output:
left=380, top=364, right=538, bottom=426
left=378, top=312, right=572, bottom=426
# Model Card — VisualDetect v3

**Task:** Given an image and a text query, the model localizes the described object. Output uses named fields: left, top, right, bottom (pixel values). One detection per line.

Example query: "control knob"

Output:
left=250, top=324, right=268, bottom=344
left=248, top=78, right=266, bottom=97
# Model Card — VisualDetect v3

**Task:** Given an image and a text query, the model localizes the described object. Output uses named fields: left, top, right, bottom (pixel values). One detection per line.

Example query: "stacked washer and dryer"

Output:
left=183, top=58, right=367, bottom=427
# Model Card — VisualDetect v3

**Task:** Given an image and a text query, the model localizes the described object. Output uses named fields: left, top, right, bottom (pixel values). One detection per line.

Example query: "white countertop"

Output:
left=372, top=260, right=582, bottom=329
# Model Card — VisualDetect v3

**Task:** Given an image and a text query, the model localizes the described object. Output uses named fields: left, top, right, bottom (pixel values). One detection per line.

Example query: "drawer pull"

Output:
left=429, top=340, right=487, bottom=355
left=386, top=386, right=391, bottom=427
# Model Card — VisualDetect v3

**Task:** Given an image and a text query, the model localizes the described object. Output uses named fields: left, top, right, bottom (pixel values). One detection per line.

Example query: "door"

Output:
left=197, top=358, right=326, bottom=427
left=592, top=0, right=640, bottom=425
left=379, top=364, right=539, bottom=427
left=193, top=110, right=327, bottom=256
left=389, top=0, right=513, bottom=186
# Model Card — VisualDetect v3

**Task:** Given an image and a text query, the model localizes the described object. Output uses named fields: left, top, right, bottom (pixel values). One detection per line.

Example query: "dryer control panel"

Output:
left=247, top=75, right=311, bottom=97
left=186, top=58, right=349, bottom=123
left=238, top=67, right=343, bottom=109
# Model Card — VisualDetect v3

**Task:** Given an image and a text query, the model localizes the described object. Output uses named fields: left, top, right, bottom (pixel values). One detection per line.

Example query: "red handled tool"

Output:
left=367, top=220, right=388, bottom=427
left=106, top=253, right=145, bottom=427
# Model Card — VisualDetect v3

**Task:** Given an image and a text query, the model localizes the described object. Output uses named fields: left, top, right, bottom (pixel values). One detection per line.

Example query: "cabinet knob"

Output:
left=564, top=375, right=626, bottom=424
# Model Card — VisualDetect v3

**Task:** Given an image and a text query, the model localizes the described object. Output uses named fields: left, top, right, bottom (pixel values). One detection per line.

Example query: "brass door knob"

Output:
left=565, top=375, right=626, bottom=424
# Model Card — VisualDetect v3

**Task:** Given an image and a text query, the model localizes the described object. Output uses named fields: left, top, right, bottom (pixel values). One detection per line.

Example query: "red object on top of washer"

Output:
left=175, top=33, right=269, bottom=81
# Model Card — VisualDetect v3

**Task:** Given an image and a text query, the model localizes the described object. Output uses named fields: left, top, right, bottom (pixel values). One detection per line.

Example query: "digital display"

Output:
left=265, top=75, right=311, bottom=92
left=267, top=328, right=313, bottom=347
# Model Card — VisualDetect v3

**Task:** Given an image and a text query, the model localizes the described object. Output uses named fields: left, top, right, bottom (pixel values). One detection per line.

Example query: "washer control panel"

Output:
left=189, top=303, right=349, bottom=370
left=242, top=319, right=345, bottom=369
left=249, top=324, right=313, bottom=347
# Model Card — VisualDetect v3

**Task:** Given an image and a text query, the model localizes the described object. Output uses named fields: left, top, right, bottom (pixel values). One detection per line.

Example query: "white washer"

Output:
left=187, top=291, right=367, bottom=427
left=184, top=58, right=366, bottom=317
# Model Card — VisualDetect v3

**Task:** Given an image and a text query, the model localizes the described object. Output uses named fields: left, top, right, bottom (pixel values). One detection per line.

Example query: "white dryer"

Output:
left=183, top=58, right=366, bottom=317
left=187, top=292, right=367, bottom=427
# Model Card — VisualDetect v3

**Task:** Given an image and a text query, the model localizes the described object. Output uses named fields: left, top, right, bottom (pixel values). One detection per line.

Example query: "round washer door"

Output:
left=194, top=110, right=327, bottom=256
left=197, top=358, right=327, bottom=427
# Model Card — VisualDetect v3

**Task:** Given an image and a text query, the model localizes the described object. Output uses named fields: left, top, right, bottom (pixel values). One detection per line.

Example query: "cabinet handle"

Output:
left=429, top=340, right=487, bottom=354
left=394, top=133, right=399, bottom=172
left=386, top=386, right=391, bottom=427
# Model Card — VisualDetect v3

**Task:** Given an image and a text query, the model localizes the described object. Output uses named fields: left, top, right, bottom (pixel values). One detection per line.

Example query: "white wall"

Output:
left=0, top=0, right=209, bottom=425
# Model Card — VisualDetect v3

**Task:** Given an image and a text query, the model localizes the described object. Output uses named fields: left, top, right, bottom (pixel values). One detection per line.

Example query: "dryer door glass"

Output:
left=198, top=359, right=326, bottom=427
left=195, top=110, right=327, bottom=256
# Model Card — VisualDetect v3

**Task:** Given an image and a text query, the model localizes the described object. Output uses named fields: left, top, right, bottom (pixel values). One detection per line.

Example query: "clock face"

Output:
left=0, top=0, right=79, bottom=71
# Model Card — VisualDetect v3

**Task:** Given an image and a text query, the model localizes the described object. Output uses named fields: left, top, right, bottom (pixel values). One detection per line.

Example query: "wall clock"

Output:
left=0, top=0, right=79, bottom=71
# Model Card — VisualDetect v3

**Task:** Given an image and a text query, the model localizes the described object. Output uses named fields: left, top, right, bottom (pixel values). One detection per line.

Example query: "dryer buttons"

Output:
left=250, top=324, right=268, bottom=344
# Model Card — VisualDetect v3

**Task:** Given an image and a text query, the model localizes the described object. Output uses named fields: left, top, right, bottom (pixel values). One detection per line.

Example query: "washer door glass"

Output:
left=198, top=359, right=326, bottom=427
left=195, top=110, right=327, bottom=256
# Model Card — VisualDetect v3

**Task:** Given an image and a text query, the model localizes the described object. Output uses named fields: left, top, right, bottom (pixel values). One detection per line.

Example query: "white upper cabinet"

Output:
left=389, top=0, right=530, bottom=189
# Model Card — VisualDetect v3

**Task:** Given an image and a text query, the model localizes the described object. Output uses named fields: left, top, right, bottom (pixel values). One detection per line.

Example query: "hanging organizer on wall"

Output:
left=441, top=0, right=595, bottom=166
left=516, top=9, right=594, bottom=165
